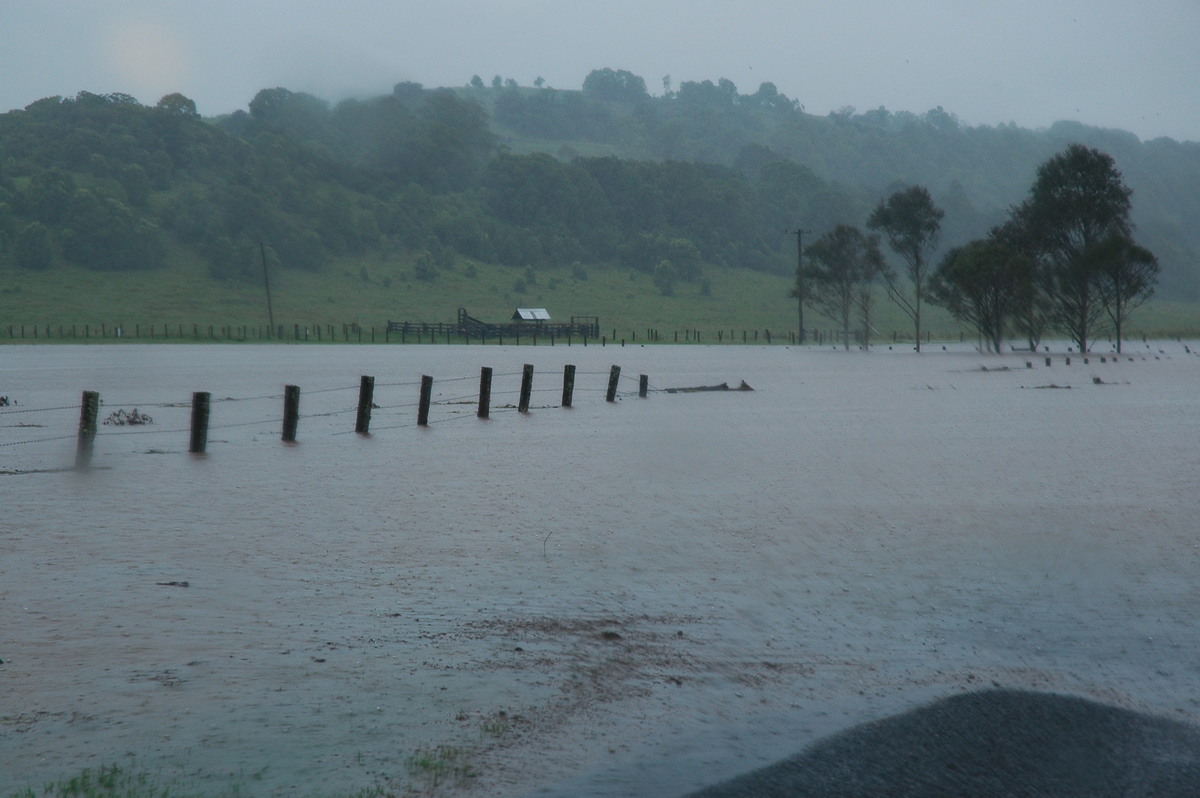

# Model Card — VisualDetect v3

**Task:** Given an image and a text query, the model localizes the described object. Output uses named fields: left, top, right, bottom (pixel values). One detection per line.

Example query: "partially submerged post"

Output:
left=562, top=364, right=576, bottom=407
left=75, top=390, right=100, bottom=469
left=282, top=384, right=300, bottom=442
left=417, top=375, right=433, bottom=426
left=189, top=391, right=211, bottom=454
left=518, top=364, right=534, bottom=412
left=478, top=367, right=492, bottom=418
left=355, top=376, right=374, bottom=434
left=606, top=365, right=621, bottom=402
left=639, top=374, right=648, bottom=398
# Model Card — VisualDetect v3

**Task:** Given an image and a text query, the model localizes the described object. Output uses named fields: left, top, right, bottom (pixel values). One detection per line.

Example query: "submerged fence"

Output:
left=2, top=363, right=660, bottom=470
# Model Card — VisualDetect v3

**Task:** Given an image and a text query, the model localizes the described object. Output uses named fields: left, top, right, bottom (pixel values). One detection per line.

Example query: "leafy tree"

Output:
left=653, top=259, right=678, bottom=296
left=1092, top=233, right=1159, bottom=353
left=19, top=168, right=76, bottom=223
left=991, top=217, right=1052, bottom=351
left=754, top=158, right=863, bottom=245
left=484, top=153, right=605, bottom=234
left=801, top=224, right=886, bottom=349
left=1008, top=144, right=1150, bottom=352
left=248, top=87, right=330, bottom=140
left=15, top=221, right=54, bottom=270
left=60, top=188, right=163, bottom=271
left=1040, top=243, right=1107, bottom=352
left=156, top=93, right=198, bottom=117
left=582, top=68, right=649, bottom=103
left=621, top=234, right=703, bottom=280
left=413, top=252, right=438, bottom=282
left=745, top=82, right=796, bottom=112
left=355, top=90, right=494, bottom=192
left=0, top=200, right=12, bottom=247
left=928, top=238, right=1032, bottom=353
left=118, top=163, right=151, bottom=206
left=416, top=90, right=495, bottom=186
left=867, top=185, right=944, bottom=351
left=924, top=106, right=959, bottom=134
left=494, top=89, right=618, bottom=141
left=676, top=78, right=739, bottom=108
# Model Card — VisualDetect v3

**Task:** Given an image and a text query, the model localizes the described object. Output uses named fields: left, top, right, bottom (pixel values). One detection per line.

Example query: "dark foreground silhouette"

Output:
left=686, top=689, right=1200, bottom=797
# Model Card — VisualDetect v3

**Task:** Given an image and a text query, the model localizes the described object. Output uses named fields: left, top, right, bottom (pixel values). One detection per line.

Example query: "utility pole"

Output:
left=260, top=243, right=275, bottom=331
left=790, top=229, right=810, bottom=344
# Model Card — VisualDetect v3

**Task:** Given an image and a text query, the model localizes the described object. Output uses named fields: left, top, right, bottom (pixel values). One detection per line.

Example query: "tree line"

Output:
left=0, top=70, right=1193, bottom=319
left=0, top=85, right=863, bottom=286
left=475, top=69, right=1199, bottom=301
left=796, top=144, right=1158, bottom=353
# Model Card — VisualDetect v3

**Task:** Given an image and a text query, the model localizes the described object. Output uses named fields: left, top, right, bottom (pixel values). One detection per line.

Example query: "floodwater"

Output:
left=2, top=341, right=1199, bottom=796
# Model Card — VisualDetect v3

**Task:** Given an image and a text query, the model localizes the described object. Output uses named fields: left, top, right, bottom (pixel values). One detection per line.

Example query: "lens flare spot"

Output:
left=102, top=19, right=190, bottom=102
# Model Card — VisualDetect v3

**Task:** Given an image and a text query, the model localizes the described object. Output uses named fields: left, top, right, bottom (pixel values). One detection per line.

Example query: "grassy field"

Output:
left=2, top=249, right=1197, bottom=344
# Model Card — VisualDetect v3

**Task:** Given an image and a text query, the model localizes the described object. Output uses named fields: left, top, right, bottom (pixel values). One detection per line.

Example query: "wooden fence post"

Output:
left=518, top=363, right=534, bottom=412
left=562, top=364, right=576, bottom=407
left=477, top=367, right=492, bottom=419
left=189, top=391, right=211, bottom=454
left=417, top=375, right=433, bottom=426
left=639, top=374, right=648, bottom=398
left=282, top=384, right=300, bottom=442
left=606, top=365, right=621, bottom=402
left=75, top=390, right=100, bottom=469
left=355, top=375, right=375, bottom=434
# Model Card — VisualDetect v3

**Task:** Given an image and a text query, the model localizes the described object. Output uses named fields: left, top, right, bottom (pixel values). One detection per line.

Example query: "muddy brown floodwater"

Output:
left=2, top=342, right=1198, bottom=796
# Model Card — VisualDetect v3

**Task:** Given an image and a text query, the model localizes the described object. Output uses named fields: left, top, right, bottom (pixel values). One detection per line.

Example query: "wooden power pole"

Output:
left=791, top=229, right=810, bottom=344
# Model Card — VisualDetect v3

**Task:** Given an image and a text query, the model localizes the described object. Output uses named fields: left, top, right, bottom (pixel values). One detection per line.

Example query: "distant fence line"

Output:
left=3, top=322, right=972, bottom=346
left=1, top=363, right=660, bottom=468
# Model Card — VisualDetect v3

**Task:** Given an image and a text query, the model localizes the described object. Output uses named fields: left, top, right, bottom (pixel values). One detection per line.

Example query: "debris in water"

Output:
left=666, top=380, right=753, bottom=394
left=103, top=408, right=153, bottom=426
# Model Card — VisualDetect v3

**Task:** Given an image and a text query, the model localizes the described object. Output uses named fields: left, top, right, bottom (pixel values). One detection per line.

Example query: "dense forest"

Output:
left=1, top=69, right=1198, bottom=303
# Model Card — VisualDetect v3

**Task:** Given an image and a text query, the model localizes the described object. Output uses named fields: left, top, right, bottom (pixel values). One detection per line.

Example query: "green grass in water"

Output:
left=6, top=764, right=396, bottom=798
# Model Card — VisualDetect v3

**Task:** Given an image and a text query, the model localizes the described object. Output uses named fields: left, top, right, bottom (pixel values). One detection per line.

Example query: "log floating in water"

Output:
left=665, top=380, right=753, bottom=394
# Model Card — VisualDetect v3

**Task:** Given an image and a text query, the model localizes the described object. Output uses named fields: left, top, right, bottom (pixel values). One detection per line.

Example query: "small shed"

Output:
left=512, top=308, right=551, bottom=322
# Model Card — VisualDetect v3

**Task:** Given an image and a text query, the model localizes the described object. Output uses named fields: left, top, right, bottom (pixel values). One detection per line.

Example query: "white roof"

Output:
left=514, top=308, right=551, bottom=321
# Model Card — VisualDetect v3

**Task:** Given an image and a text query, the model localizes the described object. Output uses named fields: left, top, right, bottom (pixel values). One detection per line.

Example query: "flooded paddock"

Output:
left=2, top=341, right=1198, bottom=796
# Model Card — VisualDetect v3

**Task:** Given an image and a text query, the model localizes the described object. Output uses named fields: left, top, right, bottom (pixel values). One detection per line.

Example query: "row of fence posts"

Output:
left=10, top=324, right=880, bottom=347
left=73, top=364, right=645, bottom=466
left=9, top=324, right=1005, bottom=347
left=66, top=352, right=1132, bottom=467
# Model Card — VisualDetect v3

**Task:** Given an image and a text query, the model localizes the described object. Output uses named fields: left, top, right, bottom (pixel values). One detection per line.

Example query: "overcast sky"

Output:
left=2, top=0, right=1198, bottom=142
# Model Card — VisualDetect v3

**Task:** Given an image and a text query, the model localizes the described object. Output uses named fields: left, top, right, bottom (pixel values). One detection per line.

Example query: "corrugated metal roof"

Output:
left=513, top=308, right=551, bottom=321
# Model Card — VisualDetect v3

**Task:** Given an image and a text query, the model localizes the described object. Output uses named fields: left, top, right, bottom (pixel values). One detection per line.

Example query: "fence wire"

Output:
left=0, top=364, right=661, bottom=456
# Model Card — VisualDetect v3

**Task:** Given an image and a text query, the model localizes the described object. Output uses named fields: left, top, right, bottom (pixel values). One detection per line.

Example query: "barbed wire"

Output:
left=0, top=432, right=79, bottom=447
left=0, top=366, right=651, bottom=450
left=0, top=404, right=83, bottom=416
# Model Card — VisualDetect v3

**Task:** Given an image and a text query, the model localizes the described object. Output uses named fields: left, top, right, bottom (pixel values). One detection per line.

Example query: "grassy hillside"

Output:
left=3, top=249, right=1194, bottom=343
